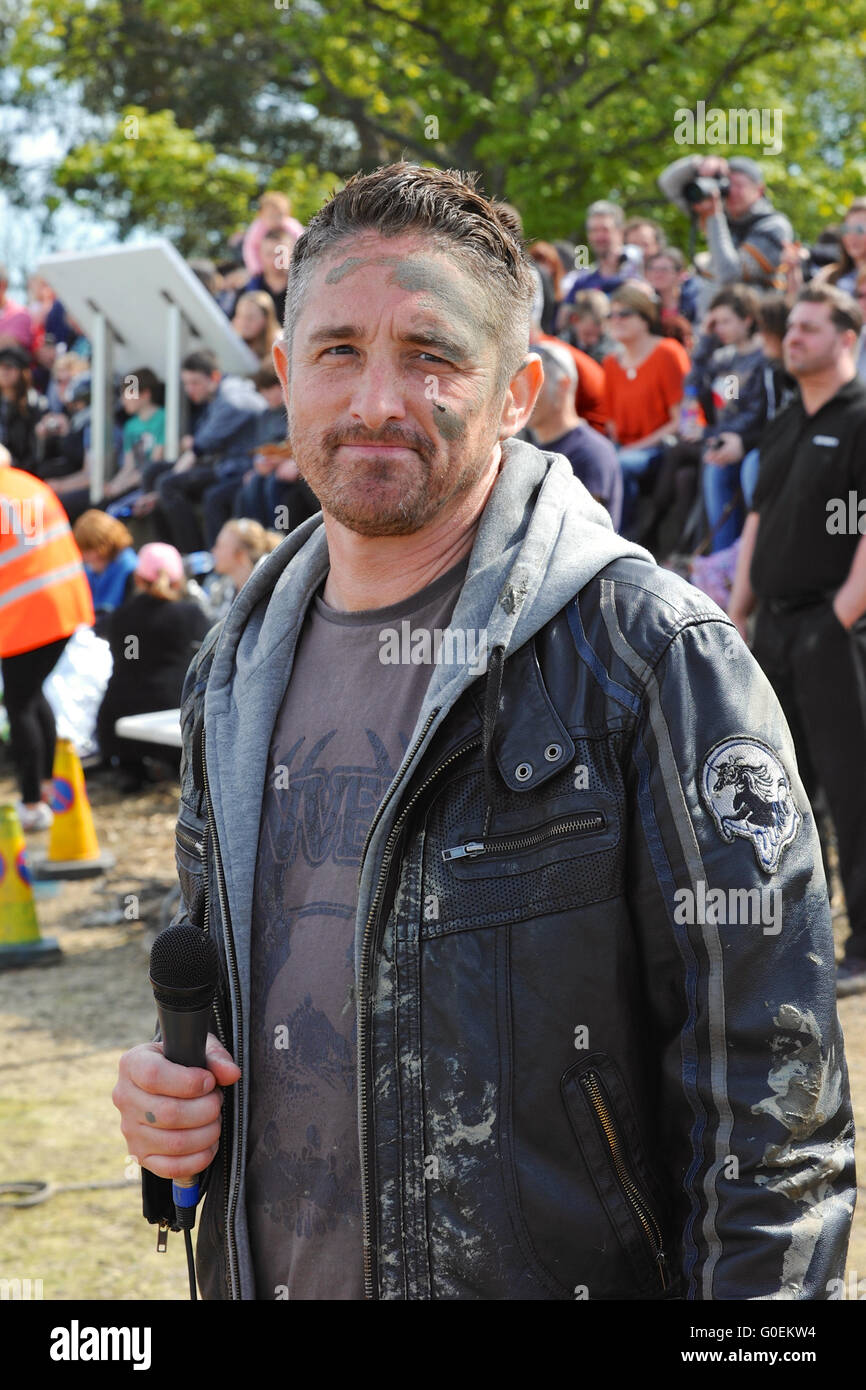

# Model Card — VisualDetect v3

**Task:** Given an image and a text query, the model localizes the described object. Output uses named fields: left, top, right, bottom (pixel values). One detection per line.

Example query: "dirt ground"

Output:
left=1, top=763, right=864, bottom=1301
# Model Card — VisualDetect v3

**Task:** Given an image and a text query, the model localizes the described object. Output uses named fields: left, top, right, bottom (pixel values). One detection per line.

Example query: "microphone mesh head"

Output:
left=150, top=924, right=218, bottom=993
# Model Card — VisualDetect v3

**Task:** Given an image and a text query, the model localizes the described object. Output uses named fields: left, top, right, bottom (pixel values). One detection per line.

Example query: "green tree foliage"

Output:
left=4, top=0, right=866, bottom=252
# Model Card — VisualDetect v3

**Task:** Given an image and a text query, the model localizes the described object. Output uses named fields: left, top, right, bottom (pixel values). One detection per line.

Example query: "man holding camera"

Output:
left=658, top=155, right=792, bottom=316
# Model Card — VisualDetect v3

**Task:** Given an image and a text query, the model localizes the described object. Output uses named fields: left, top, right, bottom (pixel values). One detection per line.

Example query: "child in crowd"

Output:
left=190, top=518, right=280, bottom=625
left=72, top=510, right=138, bottom=626
left=103, top=367, right=166, bottom=515
left=242, top=191, right=304, bottom=276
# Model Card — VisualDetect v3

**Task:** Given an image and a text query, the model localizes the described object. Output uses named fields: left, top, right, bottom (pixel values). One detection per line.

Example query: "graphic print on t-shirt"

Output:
left=246, top=558, right=467, bottom=1300
left=248, top=725, right=409, bottom=1296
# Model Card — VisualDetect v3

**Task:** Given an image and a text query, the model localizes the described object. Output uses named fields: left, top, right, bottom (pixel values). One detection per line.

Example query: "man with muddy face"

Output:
left=272, top=229, right=541, bottom=604
left=117, top=164, right=854, bottom=1305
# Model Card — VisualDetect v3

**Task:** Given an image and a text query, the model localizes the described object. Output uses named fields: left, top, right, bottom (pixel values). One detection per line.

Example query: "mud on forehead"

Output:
left=321, top=247, right=499, bottom=347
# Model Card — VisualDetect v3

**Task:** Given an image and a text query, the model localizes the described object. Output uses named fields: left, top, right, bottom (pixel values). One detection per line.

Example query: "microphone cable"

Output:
left=184, top=1227, right=197, bottom=1301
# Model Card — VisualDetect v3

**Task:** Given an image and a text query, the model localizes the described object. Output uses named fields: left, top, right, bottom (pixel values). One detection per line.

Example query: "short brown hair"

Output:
left=624, top=217, right=665, bottom=250
left=73, top=509, right=134, bottom=560
left=646, top=248, right=685, bottom=274
left=756, top=293, right=789, bottom=341
left=285, top=162, right=538, bottom=391
left=709, top=284, right=762, bottom=330
left=610, top=283, right=660, bottom=333
left=796, top=283, right=863, bottom=336
left=570, top=289, right=610, bottom=324
left=253, top=362, right=281, bottom=391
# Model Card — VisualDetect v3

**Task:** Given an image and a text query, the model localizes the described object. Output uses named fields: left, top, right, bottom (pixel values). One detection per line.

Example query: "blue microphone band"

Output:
left=172, top=1180, right=200, bottom=1208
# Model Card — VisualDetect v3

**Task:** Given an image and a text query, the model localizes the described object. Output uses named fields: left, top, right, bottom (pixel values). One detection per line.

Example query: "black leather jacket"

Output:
left=143, top=446, right=854, bottom=1301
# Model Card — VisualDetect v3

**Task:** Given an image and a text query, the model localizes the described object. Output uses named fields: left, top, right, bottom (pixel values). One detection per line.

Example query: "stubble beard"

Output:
left=290, top=421, right=491, bottom=538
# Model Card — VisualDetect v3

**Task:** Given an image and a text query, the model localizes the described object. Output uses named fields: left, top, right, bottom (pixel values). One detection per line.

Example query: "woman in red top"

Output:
left=602, top=285, right=690, bottom=532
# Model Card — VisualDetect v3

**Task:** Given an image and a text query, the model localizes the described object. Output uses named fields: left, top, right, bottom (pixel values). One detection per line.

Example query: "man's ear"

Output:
left=838, top=327, right=860, bottom=360
left=272, top=338, right=289, bottom=396
left=498, top=353, right=544, bottom=440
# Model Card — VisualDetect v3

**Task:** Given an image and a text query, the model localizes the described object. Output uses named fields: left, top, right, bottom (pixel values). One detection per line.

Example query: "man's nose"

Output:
left=348, top=360, right=408, bottom=429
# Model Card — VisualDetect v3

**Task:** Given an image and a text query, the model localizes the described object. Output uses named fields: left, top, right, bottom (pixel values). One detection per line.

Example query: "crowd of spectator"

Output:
left=4, top=163, right=866, bottom=849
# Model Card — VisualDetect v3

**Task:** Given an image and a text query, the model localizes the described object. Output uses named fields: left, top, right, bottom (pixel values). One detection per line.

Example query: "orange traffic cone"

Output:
left=0, top=804, right=62, bottom=968
left=30, top=738, right=115, bottom=880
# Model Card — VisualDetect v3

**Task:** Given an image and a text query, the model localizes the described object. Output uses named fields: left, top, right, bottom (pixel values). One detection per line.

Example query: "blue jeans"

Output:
left=702, top=461, right=741, bottom=552
left=702, top=447, right=761, bottom=553
left=740, top=448, right=760, bottom=509
left=617, top=446, right=663, bottom=534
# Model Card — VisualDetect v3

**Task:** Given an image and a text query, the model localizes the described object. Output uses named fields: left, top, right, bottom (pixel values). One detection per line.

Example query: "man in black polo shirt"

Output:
left=730, top=283, right=866, bottom=994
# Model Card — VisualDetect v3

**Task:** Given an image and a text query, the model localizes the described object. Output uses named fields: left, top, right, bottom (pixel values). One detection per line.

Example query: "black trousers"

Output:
left=156, top=464, right=248, bottom=552
left=634, top=440, right=702, bottom=558
left=752, top=599, right=866, bottom=961
left=2, top=636, right=69, bottom=803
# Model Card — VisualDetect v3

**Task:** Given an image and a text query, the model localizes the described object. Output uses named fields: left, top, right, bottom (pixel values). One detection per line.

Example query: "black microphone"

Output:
left=149, top=925, right=219, bottom=1230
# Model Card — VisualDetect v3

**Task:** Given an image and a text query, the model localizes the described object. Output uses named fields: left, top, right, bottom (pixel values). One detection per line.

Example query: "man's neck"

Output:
left=597, top=252, right=620, bottom=276
left=322, top=447, right=502, bottom=612
left=799, top=363, right=856, bottom=416
left=263, top=269, right=287, bottom=293
left=532, top=412, right=580, bottom=446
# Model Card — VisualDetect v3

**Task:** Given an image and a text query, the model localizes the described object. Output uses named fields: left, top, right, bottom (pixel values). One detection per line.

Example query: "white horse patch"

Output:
left=700, top=738, right=801, bottom=874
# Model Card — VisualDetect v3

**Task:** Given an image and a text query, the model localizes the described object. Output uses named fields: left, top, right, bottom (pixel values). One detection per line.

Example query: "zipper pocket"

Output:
left=175, top=823, right=204, bottom=858
left=580, top=1069, right=669, bottom=1291
left=442, top=811, right=605, bottom=862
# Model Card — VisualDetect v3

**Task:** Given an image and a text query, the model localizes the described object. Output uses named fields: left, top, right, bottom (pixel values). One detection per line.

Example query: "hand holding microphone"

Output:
left=113, top=930, right=241, bottom=1215
left=148, top=926, right=221, bottom=1228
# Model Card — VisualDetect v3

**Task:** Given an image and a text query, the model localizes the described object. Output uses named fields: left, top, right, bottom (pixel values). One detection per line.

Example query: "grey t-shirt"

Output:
left=246, top=558, right=469, bottom=1299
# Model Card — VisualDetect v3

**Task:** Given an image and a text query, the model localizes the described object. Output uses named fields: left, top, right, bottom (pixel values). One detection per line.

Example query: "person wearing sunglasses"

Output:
left=601, top=285, right=690, bottom=533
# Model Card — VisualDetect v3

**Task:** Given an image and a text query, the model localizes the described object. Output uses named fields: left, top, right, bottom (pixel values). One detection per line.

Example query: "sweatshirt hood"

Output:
left=208, top=433, right=653, bottom=712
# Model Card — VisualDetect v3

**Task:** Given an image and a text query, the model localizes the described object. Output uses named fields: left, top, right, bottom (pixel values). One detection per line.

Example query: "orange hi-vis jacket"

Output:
left=0, top=467, right=94, bottom=659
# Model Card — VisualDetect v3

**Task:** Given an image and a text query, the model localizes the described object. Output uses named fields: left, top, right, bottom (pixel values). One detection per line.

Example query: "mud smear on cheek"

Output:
left=433, top=401, right=467, bottom=441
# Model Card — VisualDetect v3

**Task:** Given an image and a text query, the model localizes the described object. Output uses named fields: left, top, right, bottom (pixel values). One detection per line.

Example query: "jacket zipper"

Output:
left=198, top=828, right=227, bottom=1051
left=580, top=1070, right=669, bottom=1291
left=358, top=714, right=482, bottom=1299
left=200, top=722, right=243, bottom=1301
left=441, top=811, right=604, bottom=861
left=176, top=824, right=204, bottom=857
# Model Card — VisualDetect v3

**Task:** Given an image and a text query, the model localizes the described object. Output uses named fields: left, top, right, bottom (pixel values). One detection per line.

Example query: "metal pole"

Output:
left=89, top=310, right=107, bottom=501
left=164, top=300, right=182, bottom=460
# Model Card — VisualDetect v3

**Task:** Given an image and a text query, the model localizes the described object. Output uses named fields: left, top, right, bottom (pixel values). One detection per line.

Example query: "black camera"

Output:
left=683, top=175, right=731, bottom=206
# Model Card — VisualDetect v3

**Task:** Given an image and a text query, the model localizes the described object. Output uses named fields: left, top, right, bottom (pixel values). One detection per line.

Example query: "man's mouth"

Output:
left=337, top=442, right=417, bottom=452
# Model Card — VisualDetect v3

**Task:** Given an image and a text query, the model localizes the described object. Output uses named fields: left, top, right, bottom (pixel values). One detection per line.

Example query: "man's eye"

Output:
left=323, top=345, right=356, bottom=356
left=419, top=352, right=449, bottom=364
